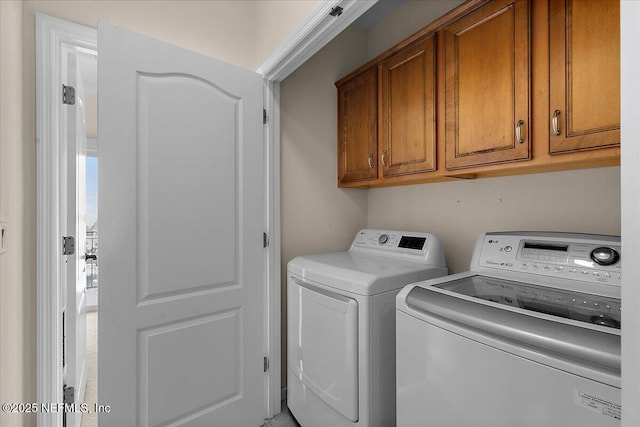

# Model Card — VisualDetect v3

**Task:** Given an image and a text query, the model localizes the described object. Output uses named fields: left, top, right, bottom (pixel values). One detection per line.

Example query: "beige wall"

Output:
left=280, top=24, right=370, bottom=383
left=254, top=0, right=322, bottom=67
left=1, top=2, right=31, bottom=427
left=23, top=0, right=321, bottom=70
left=279, top=0, right=622, bottom=274
left=359, top=0, right=621, bottom=272
left=1, top=1, right=320, bottom=426
left=365, top=0, right=464, bottom=59
left=368, top=167, right=621, bottom=273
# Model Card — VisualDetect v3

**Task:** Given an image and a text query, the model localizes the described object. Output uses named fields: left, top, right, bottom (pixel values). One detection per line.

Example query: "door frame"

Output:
left=36, top=2, right=378, bottom=426
left=257, top=1, right=378, bottom=413
left=621, top=2, right=640, bottom=427
left=35, top=14, right=97, bottom=427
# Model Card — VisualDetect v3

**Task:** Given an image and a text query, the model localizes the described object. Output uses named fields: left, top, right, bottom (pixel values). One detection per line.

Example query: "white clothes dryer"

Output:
left=287, top=229, right=448, bottom=427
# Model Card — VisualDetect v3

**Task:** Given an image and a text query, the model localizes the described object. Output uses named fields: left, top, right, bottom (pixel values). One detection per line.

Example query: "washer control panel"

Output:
left=475, top=232, right=621, bottom=287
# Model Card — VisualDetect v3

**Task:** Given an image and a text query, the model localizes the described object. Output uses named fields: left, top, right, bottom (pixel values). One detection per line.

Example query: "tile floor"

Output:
left=86, top=287, right=98, bottom=310
left=81, top=311, right=98, bottom=427
left=262, top=401, right=300, bottom=427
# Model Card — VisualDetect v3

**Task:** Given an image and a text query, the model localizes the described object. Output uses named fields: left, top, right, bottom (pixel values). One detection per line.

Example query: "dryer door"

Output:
left=288, top=275, right=359, bottom=421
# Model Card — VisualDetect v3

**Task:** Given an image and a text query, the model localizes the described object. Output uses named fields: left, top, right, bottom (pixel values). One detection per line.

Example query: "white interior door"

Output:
left=98, top=22, right=265, bottom=427
left=62, top=46, right=88, bottom=427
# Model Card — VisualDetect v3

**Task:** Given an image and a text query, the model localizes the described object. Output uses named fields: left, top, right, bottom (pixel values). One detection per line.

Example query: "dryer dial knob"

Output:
left=378, top=234, right=389, bottom=245
left=590, top=247, right=620, bottom=266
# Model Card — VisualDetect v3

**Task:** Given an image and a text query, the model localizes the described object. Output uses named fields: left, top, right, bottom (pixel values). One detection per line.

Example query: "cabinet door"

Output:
left=549, top=0, right=620, bottom=154
left=379, top=36, right=436, bottom=177
left=337, top=68, right=377, bottom=184
left=444, top=0, right=530, bottom=170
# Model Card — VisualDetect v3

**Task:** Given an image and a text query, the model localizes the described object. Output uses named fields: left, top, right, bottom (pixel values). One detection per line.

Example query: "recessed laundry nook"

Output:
left=280, top=0, right=624, bottom=426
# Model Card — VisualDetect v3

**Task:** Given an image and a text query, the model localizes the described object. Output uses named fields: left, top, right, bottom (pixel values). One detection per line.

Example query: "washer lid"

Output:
left=288, top=252, right=448, bottom=296
left=434, top=275, right=621, bottom=330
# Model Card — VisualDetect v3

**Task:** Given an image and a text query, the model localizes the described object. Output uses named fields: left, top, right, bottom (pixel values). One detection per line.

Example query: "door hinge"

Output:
left=62, top=384, right=74, bottom=427
left=63, top=385, right=75, bottom=404
left=264, top=356, right=269, bottom=372
left=62, top=85, right=76, bottom=105
left=329, top=6, right=344, bottom=17
left=263, top=109, right=267, bottom=124
left=263, top=232, right=269, bottom=248
left=62, top=236, right=75, bottom=255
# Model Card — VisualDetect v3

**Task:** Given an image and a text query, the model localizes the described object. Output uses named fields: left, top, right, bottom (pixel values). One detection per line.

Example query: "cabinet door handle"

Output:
left=368, top=155, right=374, bottom=169
left=552, top=110, right=561, bottom=136
left=382, top=150, right=388, bottom=166
left=515, top=120, right=525, bottom=144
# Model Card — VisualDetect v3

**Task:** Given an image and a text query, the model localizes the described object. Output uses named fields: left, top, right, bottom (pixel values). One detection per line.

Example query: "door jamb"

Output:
left=258, top=0, right=377, bottom=416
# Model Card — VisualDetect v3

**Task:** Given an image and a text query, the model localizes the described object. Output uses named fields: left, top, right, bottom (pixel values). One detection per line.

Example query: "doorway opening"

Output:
left=63, top=42, right=98, bottom=427
left=77, top=49, right=98, bottom=427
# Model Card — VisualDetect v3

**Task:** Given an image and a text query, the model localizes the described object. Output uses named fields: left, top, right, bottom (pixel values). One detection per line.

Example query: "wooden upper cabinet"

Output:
left=549, top=0, right=620, bottom=154
left=379, top=36, right=437, bottom=177
left=337, top=68, right=377, bottom=184
left=444, top=0, right=531, bottom=170
left=334, top=0, right=619, bottom=188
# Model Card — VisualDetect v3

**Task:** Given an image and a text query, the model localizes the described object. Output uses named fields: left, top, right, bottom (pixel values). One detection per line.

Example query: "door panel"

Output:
left=379, top=36, right=436, bottom=177
left=549, top=0, right=620, bottom=153
left=141, top=310, right=241, bottom=426
left=136, top=74, right=237, bottom=301
left=444, top=0, right=530, bottom=170
left=337, top=68, right=378, bottom=184
left=98, top=22, right=264, bottom=427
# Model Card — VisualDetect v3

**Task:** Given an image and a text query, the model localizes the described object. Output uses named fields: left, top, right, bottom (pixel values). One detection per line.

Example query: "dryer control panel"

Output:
left=349, top=229, right=446, bottom=266
left=473, top=232, right=621, bottom=287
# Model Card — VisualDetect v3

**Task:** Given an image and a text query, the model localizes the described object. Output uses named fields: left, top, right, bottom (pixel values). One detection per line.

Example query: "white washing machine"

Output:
left=287, top=229, right=448, bottom=427
left=396, top=232, right=621, bottom=427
